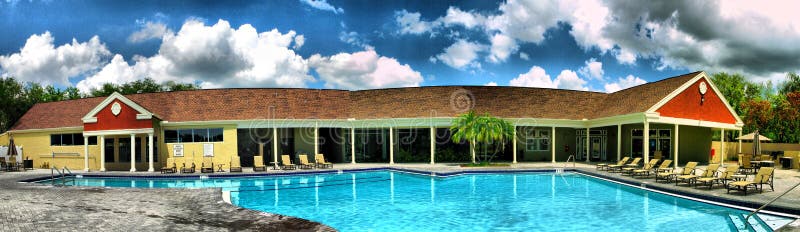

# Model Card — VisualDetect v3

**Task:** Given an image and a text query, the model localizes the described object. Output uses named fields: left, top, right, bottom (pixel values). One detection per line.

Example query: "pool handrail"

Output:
left=745, top=177, right=800, bottom=226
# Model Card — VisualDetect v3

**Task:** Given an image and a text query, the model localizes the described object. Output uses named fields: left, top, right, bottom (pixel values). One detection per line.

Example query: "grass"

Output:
left=460, top=162, right=511, bottom=167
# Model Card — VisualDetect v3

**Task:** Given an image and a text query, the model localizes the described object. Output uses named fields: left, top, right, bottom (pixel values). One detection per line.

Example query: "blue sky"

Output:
left=1, top=0, right=798, bottom=93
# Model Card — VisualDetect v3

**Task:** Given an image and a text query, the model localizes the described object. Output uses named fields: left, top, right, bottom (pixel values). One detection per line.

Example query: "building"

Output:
left=0, top=71, right=743, bottom=172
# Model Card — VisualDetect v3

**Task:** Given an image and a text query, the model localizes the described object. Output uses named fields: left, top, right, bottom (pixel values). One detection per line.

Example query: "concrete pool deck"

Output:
left=2, top=162, right=800, bottom=231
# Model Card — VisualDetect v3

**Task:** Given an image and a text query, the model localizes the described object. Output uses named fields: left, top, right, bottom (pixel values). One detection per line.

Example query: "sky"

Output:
left=0, top=0, right=799, bottom=94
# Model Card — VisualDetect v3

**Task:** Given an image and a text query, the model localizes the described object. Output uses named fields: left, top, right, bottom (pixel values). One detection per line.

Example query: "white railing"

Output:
left=564, top=155, right=575, bottom=168
left=745, top=177, right=800, bottom=225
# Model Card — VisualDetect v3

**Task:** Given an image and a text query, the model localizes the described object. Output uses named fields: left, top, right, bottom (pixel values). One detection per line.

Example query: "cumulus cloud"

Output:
left=309, top=49, right=423, bottom=90
left=604, top=75, right=647, bottom=93
left=519, top=52, right=530, bottom=60
left=442, top=7, right=486, bottom=29
left=128, top=21, right=172, bottom=43
left=509, top=66, right=588, bottom=91
left=487, top=34, right=518, bottom=63
left=78, top=19, right=312, bottom=92
left=299, top=0, right=343, bottom=14
left=433, top=39, right=484, bottom=69
left=395, top=10, right=441, bottom=35
left=0, top=31, right=111, bottom=86
left=484, top=81, right=498, bottom=86
left=578, top=58, right=603, bottom=80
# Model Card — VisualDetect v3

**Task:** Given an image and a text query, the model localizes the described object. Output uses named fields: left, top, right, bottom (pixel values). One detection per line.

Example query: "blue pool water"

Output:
left=59, top=171, right=765, bottom=231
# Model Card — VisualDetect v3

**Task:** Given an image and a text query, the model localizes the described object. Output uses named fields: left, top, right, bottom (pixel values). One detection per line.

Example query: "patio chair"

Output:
left=609, top=157, right=640, bottom=173
left=201, top=157, right=214, bottom=173
left=633, top=159, right=671, bottom=178
left=253, top=156, right=266, bottom=172
left=280, top=155, right=296, bottom=170
left=656, top=162, right=697, bottom=183
left=315, top=154, right=333, bottom=169
left=597, top=157, right=628, bottom=171
left=161, top=157, right=177, bottom=174
left=0, top=157, right=6, bottom=171
left=676, top=163, right=720, bottom=187
left=230, top=156, right=242, bottom=172
left=623, top=159, right=658, bottom=176
left=740, top=154, right=755, bottom=174
left=181, top=158, right=196, bottom=173
left=696, top=165, right=739, bottom=189
left=298, top=154, right=314, bottom=169
left=727, top=167, right=775, bottom=195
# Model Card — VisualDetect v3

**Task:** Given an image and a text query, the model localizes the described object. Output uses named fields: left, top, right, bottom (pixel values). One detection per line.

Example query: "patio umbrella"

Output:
left=736, top=132, right=772, bottom=141
left=752, top=130, right=761, bottom=156
left=6, top=136, right=18, bottom=169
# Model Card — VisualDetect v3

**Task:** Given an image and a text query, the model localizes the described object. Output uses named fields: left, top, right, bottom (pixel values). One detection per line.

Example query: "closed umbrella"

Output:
left=752, top=130, right=761, bottom=157
left=6, top=136, right=18, bottom=170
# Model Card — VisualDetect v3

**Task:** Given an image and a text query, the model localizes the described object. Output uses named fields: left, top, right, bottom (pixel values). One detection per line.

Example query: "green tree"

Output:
left=779, top=72, right=800, bottom=95
left=450, top=111, right=514, bottom=163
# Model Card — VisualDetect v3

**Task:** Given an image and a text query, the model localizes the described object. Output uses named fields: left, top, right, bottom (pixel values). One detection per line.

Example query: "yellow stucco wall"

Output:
left=163, top=124, right=238, bottom=170
left=9, top=130, right=102, bottom=170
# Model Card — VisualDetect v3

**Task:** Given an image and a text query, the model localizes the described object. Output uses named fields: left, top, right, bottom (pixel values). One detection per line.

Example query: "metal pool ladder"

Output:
left=50, top=166, right=74, bottom=186
left=564, top=155, right=576, bottom=168
left=739, top=177, right=800, bottom=231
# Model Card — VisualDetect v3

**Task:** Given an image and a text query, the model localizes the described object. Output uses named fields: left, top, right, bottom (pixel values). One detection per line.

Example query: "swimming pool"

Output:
left=51, top=170, right=787, bottom=231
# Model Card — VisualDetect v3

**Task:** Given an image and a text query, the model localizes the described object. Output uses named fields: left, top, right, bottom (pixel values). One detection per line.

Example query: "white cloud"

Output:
left=293, top=35, right=305, bottom=49
left=442, top=7, right=486, bottom=29
left=555, top=70, right=587, bottom=91
left=78, top=19, right=313, bottom=92
left=603, top=75, right=647, bottom=93
left=128, top=21, right=172, bottom=43
left=309, top=49, right=423, bottom=90
left=485, top=81, right=498, bottom=86
left=487, top=34, right=518, bottom=63
left=0, top=31, right=111, bottom=86
left=339, top=31, right=370, bottom=49
left=433, top=39, right=484, bottom=69
left=509, top=66, right=555, bottom=88
left=75, top=54, right=137, bottom=91
left=395, top=10, right=440, bottom=35
left=578, top=58, right=604, bottom=80
left=299, top=0, right=344, bottom=14
left=509, top=66, right=587, bottom=91
left=519, top=52, right=530, bottom=60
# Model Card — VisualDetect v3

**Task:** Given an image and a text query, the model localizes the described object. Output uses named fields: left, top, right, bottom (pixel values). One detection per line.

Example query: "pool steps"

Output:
left=729, top=214, right=770, bottom=232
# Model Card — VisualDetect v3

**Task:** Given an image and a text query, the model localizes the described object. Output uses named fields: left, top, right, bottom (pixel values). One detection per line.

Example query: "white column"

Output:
left=512, top=126, right=517, bottom=164
left=585, top=128, right=590, bottom=162
left=99, top=135, right=106, bottom=172
left=273, top=127, right=279, bottom=169
left=147, top=133, right=154, bottom=172
left=721, top=128, right=725, bottom=164
left=738, top=129, right=742, bottom=154
left=83, top=136, right=89, bottom=171
left=674, top=124, right=679, bottom=168
left=350, top=128, right=356, bottom=164
left=551, top=126, right=556, bottom=163
left=314, top=123, right=319, bottom=156
left=430, top=127, right=435, bottom=165
left=389, top=127, right=394, bottom=164
left=130, top=134, right=136, bottom=172
left=643, top=121, right=650, bottom=165
left=617, top=124, right=622, bottom=161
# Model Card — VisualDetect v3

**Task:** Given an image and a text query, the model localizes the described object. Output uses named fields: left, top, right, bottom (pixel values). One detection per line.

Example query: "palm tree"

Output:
left=451, top=111, right=514, bottom=163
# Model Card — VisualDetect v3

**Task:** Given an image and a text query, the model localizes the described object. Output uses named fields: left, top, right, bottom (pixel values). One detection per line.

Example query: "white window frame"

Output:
left=525, top=129, right=550, bottom=151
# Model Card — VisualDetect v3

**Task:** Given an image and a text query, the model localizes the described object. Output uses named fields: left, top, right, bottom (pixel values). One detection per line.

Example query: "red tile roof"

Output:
left=9, top=72, right=702, bottom=131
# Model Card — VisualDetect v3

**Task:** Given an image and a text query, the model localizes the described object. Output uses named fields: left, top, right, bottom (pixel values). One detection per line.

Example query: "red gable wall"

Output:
left=656, top=78, right=737, bottom=124
left=83, top=99, right=153, bottom=131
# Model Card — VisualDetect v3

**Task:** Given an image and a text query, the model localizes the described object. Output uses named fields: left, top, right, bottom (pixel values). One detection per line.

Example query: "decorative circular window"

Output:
left=111, top=102, right=122, bottom=116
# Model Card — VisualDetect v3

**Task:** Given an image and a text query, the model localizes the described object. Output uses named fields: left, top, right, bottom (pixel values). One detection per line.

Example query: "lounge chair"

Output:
left=253, top=156, right=267, bottom=172
left=676, top=163, right=720, bottom=187
left=298, top=154, right=314, bottom=169
left=623, top=159, right=658, bottom=176
left=656, top=162, right=697, bottom=183
left=633, top=159, right=671, bottom=178
left=597, top=157, right=628, bottom=171
left=696, top=165, right=739, bottom=189
left=280, top=155, right=296, bottom=170
left=230, top=156, right=242, bottom=172
left=161, top=157, right=177, bottom=174
left=609, top=157, right=640, bottom=173
left=181, top=158, right=196, bottom=173
left=727, top=167, right=775, bottom=195
left=201, top=157, right=214, bottom=173
left=315, top=154, right=333, bottom=169
left=739, top=154, right=755, bottom=174
left=0, top=157, right=6, bottom=171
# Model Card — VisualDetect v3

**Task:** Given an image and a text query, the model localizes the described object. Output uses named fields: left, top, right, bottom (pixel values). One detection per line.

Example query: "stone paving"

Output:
left=2, top=162, right=800, bottom=231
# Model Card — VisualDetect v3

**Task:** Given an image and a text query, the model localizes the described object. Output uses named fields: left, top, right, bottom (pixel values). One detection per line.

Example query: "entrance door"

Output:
left=576, top=130, right=608, bottom=161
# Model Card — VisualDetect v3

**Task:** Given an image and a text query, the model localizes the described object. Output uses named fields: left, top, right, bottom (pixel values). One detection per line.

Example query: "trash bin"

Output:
left=780, top=157, right=793, bottom=169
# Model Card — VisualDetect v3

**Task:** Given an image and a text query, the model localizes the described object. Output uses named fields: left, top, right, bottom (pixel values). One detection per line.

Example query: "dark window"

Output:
left=119, top=138, right=130, bottom=162
left=194, top=129, right=208, bottom=142
left=88, top=136, right=98, bottom=145
left=104, top=138, right=115, bottom=162
left=73, top=134, right=84, bottom=146
left=179, top=129, right=193, bottom=143
left=165, top=130, right=179, bottom=143
left=135, top=137, right=143, bottom=162
left=209, top=128, right=223, bottom=142
left=50, top=134, right=62, bottom=146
